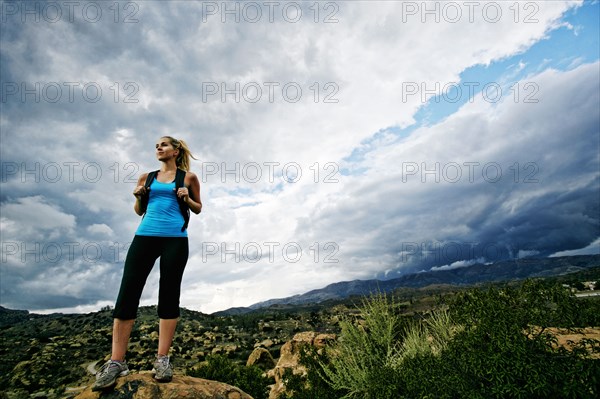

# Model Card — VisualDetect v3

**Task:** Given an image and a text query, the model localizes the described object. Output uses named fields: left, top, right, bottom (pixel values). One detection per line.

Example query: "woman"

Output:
left=93, top=136, right=202, bottom=391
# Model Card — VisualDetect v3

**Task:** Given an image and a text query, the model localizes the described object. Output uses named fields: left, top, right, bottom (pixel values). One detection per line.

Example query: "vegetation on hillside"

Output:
left=0, top=267, right=598, bottom=398
left=187, top=354, right=271, bottom=399
left=283, top=279, right=600, bottom=398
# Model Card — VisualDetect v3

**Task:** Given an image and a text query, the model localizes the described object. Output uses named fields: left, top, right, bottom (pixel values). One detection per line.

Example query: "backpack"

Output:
left=139, top=168, right=190, bottom=232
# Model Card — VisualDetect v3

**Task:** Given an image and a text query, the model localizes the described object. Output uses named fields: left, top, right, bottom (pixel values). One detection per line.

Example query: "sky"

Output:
left=1, top=0, right=599, bottom=314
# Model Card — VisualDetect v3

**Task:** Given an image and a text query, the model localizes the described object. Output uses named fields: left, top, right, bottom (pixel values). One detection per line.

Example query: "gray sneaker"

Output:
left=92, top=360, right=129, bottom=391
left=152, top=355, right=173, bottom=382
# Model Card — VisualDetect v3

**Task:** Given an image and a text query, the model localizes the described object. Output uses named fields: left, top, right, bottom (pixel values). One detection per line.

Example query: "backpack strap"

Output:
left=175, top=168, right=190, bottom=232
left=140, top=170, right=159, bottom=215
left=139, top=169, right=190, bottom=232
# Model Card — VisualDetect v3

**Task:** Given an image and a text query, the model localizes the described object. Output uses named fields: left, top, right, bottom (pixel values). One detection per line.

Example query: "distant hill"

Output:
left=216, top=255, right=600, bottom=315
left=0, top=306, right=42, bottom=328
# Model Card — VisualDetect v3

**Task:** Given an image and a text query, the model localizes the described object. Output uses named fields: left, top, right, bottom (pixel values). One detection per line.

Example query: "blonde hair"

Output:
left=162, top=136, right=197, bottom=171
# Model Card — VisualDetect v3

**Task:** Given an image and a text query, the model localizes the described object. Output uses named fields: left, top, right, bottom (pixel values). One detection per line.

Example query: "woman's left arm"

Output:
left=177, top=172, right=202, bottom=214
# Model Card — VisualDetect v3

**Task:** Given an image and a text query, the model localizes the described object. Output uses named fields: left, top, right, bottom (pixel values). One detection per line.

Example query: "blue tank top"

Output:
left=136, top=179, right=188, bottom=237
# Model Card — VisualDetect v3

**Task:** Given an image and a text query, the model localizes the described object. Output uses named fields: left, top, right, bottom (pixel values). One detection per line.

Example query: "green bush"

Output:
left=401, top=281, right=600, bottom=398
left=187, top=354, right=271, bottom=399
left=397, top=307, right=459, bottom=362
left=286, top=281, right=600, bottom=399
left=318, top=293, right=406, bottom=399
left=279, top=345, right=343, bottom=399
left=316, top=293, right=456, bottom=399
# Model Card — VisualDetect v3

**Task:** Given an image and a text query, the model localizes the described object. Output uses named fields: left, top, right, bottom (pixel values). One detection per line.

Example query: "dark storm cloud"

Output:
left=297, top=63, right=600, bottom=277
left=1, top=1, right=593, bottom=313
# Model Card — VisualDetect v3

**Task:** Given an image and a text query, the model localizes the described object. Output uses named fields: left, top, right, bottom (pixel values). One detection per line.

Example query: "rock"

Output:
left=276, top=331, right=316, bottom=369
left=64, top=386, right=87, bottom=398
left=73, top=373, right=253, bottom=399
left=223, top=344, right=238, bottom=355
left=267, top=331, right=336, bottom=399
left=254, top=339, right=274, bottom=348
left=313, top=333, right=336, bottom=351
left=246, top=348, right=276, bottom=370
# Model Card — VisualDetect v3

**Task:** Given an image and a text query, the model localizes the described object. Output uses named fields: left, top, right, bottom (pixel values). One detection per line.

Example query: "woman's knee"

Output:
left=157, top=302, right=180, bottom=319
left=112, top=304, right=139, bottom=320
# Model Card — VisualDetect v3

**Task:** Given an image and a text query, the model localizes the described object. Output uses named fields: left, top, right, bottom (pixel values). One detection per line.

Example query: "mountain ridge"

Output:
left=215, top=254, right=600, bottom=315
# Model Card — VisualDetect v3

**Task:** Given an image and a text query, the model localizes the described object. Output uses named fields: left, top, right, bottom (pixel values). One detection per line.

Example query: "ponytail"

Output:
left=162, top=136, right=198, bottom=171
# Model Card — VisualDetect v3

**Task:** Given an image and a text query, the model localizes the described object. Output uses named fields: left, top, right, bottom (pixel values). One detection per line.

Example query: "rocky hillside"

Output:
left=0, top=302, right=346, bottom=399
left=1, top=264, right=598, bottom=399
left=72, top=373, right=253, bottom=399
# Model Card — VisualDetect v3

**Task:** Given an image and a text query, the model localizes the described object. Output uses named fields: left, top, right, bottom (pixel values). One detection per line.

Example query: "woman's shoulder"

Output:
left=137, top=171, right=157, bottom=185
left=181, top=170, right=198, bottom=179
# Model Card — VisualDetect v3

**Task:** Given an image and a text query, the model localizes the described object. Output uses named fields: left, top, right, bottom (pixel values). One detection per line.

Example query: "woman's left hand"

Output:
left=176, top=187, right=189, bottom=203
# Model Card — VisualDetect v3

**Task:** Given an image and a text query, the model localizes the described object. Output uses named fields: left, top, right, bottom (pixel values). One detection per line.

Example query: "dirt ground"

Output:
left=548, top=327, right=600, bottom=358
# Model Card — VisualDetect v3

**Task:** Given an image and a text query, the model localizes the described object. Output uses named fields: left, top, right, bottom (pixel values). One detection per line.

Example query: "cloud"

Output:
left=549, top=238, right=600, bottom=257
left=431, top=258, right=487, bottom=272
left=86, top=223, right=114, bottom=237
left=1, top=196, right=76, bottom=240
left=518, top=250, right=541, bottom=259
left=1, top=1, right=595, bottom=314
left=297, top=62, right=600, bottom=277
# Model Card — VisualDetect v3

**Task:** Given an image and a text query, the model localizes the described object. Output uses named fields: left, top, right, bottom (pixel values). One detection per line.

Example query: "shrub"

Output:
left=401, top=280, right=600, bottom=398
left=316, top=293, right=456, bottom=399
left=318, top=293, right=405, bottom=399
left=289, top=281, right=599, bottom=399
left=187, top=354, right=271, bottom=399
left=279, top=345, right=343, bottom=399
left=397, top=307, right=459, bottom=363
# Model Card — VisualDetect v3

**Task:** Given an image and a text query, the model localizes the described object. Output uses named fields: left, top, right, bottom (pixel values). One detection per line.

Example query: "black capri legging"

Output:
left=112, top=235, right=189, bottom=320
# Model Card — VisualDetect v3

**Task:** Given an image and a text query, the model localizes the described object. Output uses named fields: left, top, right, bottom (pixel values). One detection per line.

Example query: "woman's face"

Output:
left=155, top=137, right=178, bottom=161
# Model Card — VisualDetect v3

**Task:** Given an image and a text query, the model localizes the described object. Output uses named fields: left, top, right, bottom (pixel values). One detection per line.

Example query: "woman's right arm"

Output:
left=133, top=173, right=149, bottom=216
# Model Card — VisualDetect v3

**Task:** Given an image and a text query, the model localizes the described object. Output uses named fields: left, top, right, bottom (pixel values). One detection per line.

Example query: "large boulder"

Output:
left=246, top=347, right=276, bottom=370
left=74, top=372, right=253, bottom=399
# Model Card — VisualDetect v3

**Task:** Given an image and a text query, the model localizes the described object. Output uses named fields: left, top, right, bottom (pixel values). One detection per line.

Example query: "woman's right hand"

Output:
left=133, top=185, right=148, bottom=198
